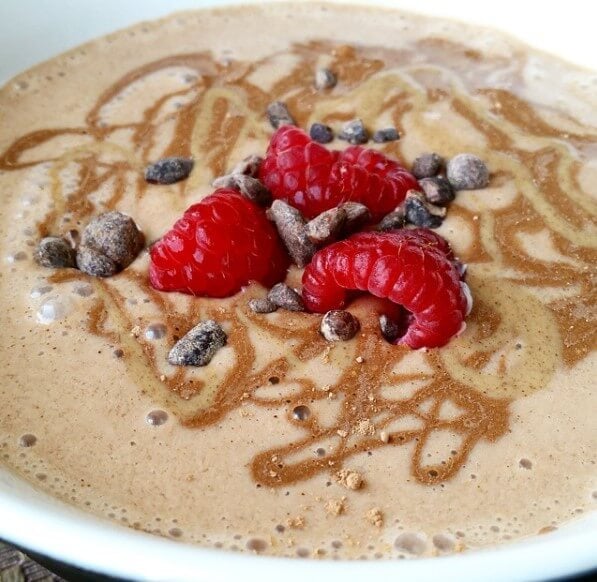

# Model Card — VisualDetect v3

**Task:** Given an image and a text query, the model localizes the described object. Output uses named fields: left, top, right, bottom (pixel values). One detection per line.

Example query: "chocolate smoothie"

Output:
left=0, top=2, right=595, bottom=559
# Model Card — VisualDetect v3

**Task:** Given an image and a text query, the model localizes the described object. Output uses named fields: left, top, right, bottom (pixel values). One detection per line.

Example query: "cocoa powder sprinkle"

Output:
left=335, top=469, right=364, bottom=490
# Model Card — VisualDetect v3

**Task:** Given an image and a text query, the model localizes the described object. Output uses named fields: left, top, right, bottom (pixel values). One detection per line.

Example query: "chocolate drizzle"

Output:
left=2, top=37, right=596, bottom=490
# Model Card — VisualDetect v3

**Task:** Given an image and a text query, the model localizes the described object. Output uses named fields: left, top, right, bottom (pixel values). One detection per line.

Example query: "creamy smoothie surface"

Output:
left=0, top=2, right=596, bottom=559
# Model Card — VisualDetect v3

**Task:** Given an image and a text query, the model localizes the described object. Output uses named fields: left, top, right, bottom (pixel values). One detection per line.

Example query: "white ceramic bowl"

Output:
left=0, top=1, right=595, bottom=580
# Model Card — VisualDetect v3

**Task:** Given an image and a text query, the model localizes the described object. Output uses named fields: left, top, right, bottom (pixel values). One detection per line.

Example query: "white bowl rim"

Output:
left=1, top=475, right=596, bottom=582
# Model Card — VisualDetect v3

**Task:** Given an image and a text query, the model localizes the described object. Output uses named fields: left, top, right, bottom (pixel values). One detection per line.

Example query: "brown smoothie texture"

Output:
left=0, top=2, right=595, bottom=559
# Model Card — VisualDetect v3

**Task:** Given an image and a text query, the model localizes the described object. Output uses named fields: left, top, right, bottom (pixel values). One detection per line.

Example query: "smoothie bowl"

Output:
left=0, top=1, right=595, bottom=580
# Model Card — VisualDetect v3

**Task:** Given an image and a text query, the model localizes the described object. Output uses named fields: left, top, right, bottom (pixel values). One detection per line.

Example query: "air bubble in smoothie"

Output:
left=36, top=297, right=71, bottom=324
left=145, top=410, right=168, bottom=426
left=73, top=283, right=94, bottom=297
left=18, top=434, right=37, bottom=448
left=292, top=405, right=311, bottom=421
left=246, top=538, right=267, bottom=553
left=394, top=532, right=427, bottom=555
left=21, top=194, right=39, bottom=207
left=6, top=251, right=27, bottom=263
left=432, top=533, right=455, bottom=552
left=30, top=285, right=52, bottom=298
left=519, top=458, right=533, bottom=469
left=145, top=323, right=167, bottom=340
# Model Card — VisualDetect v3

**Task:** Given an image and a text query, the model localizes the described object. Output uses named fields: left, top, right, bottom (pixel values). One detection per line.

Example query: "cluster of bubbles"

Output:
left=31, top=279, right=99, bottom=325
left=1, top=389, right=576, bottom=560
left=1, top=425, right=589, bottom=560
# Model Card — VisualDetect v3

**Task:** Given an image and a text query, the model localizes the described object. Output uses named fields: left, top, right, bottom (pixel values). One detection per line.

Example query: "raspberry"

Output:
left=259, top=126, right=419, bottom=220
left=302, top=229, right=469, bottom=349
left=149, top=189, right=289, bottom=297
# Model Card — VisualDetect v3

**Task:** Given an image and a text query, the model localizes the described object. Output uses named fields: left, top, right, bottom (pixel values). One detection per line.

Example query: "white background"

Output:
left=0, top=0, right=595, bottom=83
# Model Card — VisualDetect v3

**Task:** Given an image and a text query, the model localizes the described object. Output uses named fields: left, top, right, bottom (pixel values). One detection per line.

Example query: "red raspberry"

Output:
left=149, top=189, right=289, bottom=297
left=259, top=126, right=419, bottom=219
left=302, top=229, right=469, bottom=349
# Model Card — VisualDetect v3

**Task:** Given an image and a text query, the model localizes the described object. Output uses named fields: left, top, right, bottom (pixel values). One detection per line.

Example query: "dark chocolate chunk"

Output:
left=446, top=153, right=489, bottom=190
left=76, top=245, right=119, bottom=277
left=338, top=118, right=369, bottom=145
left=320, top=310, right=360, bottom=342
left=35, top=236, right=76, bottom=268
left=267, top=200, right=316, bottom=267
left=377, top=207, right=405, bottom=231
left=230, top=154, right=263, bottom=178
left=248, top=297, right=278, bottom=314
left=419, top=176, right=455, bottom=206
left=412, top=153, right=444, bottom=179
left=404, top=190, right=446, bottom=228
left=267, top=283, right=305, bottom=312
left=306, top=207, right=347, bottom=245
left=309, top=123, right=334, bottom=144
left=77, top=211, right=144, bottom=277
left=372, top=128, right=400, bottom=143
left=379, top=314, right=401, bottom=343
left=145, top=157, right=194, bottom=184
left=314, top=68, right=337, bottom=90
left=339, top=202, right=371, bottom=235
left=211, top=174, right=237, bottom=189
left=212, top=174, right=272, bottom=206
left=266, top=101, right=295, bottom=129
left=167, top=320, right=227, bottom=367
left=80, top=211, right=144, bottom=267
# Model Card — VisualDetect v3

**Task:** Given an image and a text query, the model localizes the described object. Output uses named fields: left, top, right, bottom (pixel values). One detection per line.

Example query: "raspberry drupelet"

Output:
left=149, top=189, right=289, bottom=297
left=302, top=229, right=470, bottom=349
left=259, top=126, right=419, bottom=220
